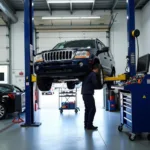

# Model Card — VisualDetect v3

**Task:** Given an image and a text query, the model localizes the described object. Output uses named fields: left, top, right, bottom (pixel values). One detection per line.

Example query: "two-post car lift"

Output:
left=22, top=0, right=139, bottom=127
left=21, top=0, right=41, bottom=127
left=105, top=1, right=150, bottom=141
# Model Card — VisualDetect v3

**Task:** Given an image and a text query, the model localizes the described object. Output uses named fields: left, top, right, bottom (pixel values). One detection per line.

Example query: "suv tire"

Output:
left=37, top=76, right=52, bottom=91
left=67, top=82, right=75, bottom=89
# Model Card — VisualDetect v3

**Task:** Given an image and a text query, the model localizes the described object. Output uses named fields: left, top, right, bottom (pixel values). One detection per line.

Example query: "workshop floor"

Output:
left=0, top=90, right=150, bottom=150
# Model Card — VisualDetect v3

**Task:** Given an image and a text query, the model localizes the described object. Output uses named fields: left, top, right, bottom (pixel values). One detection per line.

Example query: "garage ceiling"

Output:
left=7, top=0, right=149, bottom=12
left=2, top=0, right=149, bottom=30
left=34, top=14, right=111, bottom=31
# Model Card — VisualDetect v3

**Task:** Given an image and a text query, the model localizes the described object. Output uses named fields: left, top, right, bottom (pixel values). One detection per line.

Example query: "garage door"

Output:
left=37, top=31, right=107, bottom=53
left=0, top=26, right=9, bottom=64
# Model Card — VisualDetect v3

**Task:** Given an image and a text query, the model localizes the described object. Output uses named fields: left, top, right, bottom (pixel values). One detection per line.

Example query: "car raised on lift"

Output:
left=34, top=39, right=115, bottom=91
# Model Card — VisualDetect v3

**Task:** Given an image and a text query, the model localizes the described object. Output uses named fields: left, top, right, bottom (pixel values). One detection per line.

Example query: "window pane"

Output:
left=98, top=43, right=101, bottom=50
left=0, top=73, right=4, bottom=81
left=0, top=85, right=12, bottom=93
left=14, top=86, right=21, bottom=92
left=53, top=40, right=96, bottom=50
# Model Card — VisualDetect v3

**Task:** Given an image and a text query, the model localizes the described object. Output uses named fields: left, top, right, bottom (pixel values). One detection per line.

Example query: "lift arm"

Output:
left=104, top=74, right=127, bottom=81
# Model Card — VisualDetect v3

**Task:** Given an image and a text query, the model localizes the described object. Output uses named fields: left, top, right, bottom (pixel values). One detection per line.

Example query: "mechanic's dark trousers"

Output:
left=82, top=94, right=96, bottom=127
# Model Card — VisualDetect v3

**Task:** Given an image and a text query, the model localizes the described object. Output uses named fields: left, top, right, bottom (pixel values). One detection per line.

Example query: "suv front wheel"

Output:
left=37, top=76, right=53, bottom=91
left=67, top=82, right=75, bottom=89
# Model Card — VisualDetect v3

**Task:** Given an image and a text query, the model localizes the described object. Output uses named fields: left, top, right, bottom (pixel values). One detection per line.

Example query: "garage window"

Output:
left=0, top=73, right=4, bottom=81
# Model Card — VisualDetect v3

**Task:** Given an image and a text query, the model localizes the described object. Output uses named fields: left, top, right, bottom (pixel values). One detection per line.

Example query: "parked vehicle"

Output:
left=34, top=39, right=115, bottom=91
left=0, top=84, right=25, bottom=120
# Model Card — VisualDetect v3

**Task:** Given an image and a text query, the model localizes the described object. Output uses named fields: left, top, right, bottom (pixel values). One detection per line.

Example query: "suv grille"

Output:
left=43, top=50, right=74, bottom=62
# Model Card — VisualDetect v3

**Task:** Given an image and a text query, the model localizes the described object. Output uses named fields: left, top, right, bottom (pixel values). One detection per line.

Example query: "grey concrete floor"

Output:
left=0, top=91, right=150, bottom=150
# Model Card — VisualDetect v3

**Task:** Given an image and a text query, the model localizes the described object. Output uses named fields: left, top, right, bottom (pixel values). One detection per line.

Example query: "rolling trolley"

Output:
left=112, top=75, right=150, bottom=141
left=58, top=88, right=80, bottom=114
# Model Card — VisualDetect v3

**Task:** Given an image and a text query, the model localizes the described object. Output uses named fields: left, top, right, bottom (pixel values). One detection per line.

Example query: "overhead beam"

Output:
left=45, top=0, right=52, bottom=15
left=0, top=12, right=11, bottom=26
left=70, top=3, right=73, bottom=14
left=135, top=0, right=142, bottom=9
left=2, top=0, right=16, bottom=14
left=111, top=0, right=119, bottom=13
left=91, top=0, right=95, bottom=14
left=0, top=0, right=18, bottom=23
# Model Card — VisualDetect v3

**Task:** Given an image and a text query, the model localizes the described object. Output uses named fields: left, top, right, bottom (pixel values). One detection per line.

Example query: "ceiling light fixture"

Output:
left=47, top=0, right=94, bottom=3
left=42, top=16, right=101, bottom=20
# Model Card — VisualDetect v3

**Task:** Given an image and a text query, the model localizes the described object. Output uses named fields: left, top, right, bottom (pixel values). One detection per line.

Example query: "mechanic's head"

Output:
left=92, top=64, right=99, bottom=73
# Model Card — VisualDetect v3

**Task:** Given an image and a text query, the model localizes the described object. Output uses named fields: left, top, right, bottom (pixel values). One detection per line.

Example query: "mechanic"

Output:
left=81, top=64, right=102, bottom=130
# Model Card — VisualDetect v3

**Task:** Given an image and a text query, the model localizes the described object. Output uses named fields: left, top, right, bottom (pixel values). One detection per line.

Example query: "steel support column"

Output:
left=8, top=25, right=12, bottom=84
left=127, top=0, right=136, bottom=77
left=21, top=0, right=41, bottom=127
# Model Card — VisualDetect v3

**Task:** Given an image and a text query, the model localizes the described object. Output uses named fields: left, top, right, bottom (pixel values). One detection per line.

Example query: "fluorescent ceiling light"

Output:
left=47, top=0, right=94, bottom=3
left=42, top=16, right=100, bottom=20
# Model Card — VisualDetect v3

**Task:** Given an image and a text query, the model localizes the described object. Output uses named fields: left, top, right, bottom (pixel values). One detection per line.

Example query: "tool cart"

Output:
left=112, top=74, right=150, bottom=141
left=58, top=88, right=80, bottom=114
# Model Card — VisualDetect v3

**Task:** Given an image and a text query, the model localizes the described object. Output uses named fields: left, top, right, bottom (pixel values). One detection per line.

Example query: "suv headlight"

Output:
left=34, top=54, right=43, bottom=62
left=74, top=51, right=90, bottom=58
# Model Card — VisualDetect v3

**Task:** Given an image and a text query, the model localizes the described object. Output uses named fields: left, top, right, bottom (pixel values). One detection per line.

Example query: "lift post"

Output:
left=127, top=0, right=136, bottom=77
left=104, top=0, right=136, bottom=82
left=21, top=0, right=41, bottom=127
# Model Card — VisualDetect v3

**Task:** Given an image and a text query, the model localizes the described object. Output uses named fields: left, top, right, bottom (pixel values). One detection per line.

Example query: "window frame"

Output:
left=96, top=39, right=106, bottom=55
left=13, top=86, right=22, bottom=92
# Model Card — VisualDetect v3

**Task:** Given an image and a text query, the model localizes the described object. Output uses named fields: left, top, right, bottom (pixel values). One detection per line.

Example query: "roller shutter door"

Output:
left=37, top=31, right=107, bottom=53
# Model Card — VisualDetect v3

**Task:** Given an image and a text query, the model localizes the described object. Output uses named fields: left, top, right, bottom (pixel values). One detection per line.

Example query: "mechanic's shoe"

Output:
left=87, top=126, right=98, bottom=130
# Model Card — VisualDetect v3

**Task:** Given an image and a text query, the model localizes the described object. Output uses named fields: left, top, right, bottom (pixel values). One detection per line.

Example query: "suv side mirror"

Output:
left=97, top=47, right=109, bottom=55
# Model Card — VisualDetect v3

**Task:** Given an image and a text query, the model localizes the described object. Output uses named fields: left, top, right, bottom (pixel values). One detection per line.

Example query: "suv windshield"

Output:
left=53, top=40, right=96, bottom=50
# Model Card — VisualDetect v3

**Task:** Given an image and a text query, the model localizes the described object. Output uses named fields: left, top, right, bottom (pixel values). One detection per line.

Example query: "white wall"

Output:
left=11, top=12, right=25, bottom=89
left=141, top=1, right=150, bottom=55
left=110, top=10, right=142, bottom=75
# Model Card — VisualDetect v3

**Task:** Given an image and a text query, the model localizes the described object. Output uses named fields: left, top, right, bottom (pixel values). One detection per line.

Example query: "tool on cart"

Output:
left=58, top=88, right=80, bottom=114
